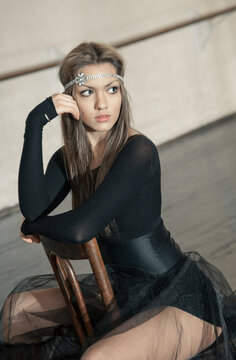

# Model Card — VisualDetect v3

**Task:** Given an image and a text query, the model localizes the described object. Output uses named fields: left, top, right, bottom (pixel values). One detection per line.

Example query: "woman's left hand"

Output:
left=20, top=217, right=41, bottom=244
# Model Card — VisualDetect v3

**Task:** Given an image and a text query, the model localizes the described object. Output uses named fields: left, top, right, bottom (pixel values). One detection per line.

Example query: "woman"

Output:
left=1, top=42, right=235, bottom=359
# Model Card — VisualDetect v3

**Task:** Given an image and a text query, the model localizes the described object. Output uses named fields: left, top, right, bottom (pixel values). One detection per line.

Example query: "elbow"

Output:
left=19, top=195, right=48, bottom=222
left=65, top=227, right=94, bottom=244
left=75, top=229, right=97, bottom=244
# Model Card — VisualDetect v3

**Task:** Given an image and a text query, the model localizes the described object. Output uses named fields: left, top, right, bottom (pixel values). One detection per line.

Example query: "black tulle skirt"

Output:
left=0, top=251, right=235, bottom=359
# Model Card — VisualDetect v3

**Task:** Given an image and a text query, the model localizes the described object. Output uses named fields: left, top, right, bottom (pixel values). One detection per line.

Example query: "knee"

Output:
left=81, top=344, right=105, bottom=360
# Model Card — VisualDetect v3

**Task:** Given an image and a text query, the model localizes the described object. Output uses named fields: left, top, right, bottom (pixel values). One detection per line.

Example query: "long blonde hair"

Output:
left=59, top=42, right=133, bottom=238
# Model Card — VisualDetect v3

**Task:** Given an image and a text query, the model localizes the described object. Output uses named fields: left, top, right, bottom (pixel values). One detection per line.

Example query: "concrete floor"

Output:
left=0, top=116, right=235, bottom=308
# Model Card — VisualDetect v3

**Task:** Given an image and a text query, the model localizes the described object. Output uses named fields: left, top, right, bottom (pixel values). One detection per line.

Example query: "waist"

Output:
left=98, top=218, right=184, bottom=275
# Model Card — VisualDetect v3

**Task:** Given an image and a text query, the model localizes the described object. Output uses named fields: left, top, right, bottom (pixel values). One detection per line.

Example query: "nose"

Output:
left=94, top=92, right=108, bottom=110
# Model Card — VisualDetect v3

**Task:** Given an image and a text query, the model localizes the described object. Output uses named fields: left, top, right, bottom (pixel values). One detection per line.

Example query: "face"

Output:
left=73, top=63, right=122, bottom=135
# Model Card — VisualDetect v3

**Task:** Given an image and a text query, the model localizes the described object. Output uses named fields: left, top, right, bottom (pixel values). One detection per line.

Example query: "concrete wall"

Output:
left=1, top=0, right=236, bottom=210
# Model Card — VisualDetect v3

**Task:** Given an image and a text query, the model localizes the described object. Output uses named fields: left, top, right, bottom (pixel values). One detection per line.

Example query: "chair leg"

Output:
left=47, top=253, right=87, bottom=344
left=58, top=258, right=95, bottom=338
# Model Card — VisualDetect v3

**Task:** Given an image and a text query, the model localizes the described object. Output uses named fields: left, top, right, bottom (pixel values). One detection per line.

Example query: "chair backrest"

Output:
left=41, top=236, right=122, bottom=345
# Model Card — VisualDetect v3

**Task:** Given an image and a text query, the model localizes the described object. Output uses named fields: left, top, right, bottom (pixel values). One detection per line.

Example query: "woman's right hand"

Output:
left=52, top=93, right=80, bottom=120
left=20, top=218, right=41, bottom=244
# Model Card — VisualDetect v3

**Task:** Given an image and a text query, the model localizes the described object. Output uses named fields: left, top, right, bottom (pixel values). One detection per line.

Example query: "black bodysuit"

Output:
left=19, top=97, right=182, bottom=275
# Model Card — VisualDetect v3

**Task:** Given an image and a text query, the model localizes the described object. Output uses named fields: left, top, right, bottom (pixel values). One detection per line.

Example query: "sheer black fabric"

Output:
left=1, top=251, right=235, bottom=359
left=0, top=98, right=235, bottom=359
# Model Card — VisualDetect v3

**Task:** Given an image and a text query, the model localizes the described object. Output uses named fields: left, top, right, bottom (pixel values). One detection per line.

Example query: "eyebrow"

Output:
left=80, top=79, right=119, bottom=90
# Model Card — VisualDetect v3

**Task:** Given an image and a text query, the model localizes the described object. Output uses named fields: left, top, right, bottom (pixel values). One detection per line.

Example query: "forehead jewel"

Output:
left=64, top=72, right=124, bottom=90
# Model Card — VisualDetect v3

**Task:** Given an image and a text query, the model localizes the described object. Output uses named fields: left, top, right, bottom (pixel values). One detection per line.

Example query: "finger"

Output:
left=20, top=232, right=41, bottom=244
left=21, top=237, right=33, bottom=243
left=51, top=94, right=80, bottom=120
left=52, top=93, right=76, bottom=107
left=33, top=235, right=41, bottom=243
left=55, top=102, right=80, bottom=119
left=71, top=103, right=80, bottom=120
left=57, top=98, right=77, bottom=107
left=60, top=103, right=80, bottom=120
left=53, top=93, right=74, bottom=101
left=22, top=237, right=40, bottom=244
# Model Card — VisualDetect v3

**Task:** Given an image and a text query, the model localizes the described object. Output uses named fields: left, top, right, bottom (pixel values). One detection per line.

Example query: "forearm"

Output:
left=21, top=212, right=86, bottom=244
left=18, top=97, right=58, bottom=221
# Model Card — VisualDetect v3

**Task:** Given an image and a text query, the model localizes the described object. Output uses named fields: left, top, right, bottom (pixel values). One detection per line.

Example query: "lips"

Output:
left=95, top=115, right=111, bottom=122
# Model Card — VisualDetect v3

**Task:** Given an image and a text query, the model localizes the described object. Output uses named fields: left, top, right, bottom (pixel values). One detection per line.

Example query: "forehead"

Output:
left=76, top=62, right=118, bottom=88
left=78, top=62, right=117, bottom=76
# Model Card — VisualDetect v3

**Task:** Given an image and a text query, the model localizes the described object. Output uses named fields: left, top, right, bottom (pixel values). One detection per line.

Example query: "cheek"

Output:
left=77, top=102, right=92, bottom=118
left=113, top=97, right=122, bottom=114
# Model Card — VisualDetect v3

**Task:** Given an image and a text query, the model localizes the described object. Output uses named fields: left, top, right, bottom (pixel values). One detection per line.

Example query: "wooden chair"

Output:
left=40, top=236, right=122, bottom=345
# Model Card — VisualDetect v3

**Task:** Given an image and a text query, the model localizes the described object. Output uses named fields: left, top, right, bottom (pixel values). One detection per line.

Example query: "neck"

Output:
left=86, top=130, right=107, bottom=149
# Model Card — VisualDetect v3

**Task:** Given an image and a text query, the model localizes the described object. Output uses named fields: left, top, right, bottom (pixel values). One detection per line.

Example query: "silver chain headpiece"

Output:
left=64, top=72, right=124, bottom=90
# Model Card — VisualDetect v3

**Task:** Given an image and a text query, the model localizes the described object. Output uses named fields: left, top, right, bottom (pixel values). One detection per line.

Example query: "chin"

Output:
left=84, top=124, right=112, bottom=134
left=94, top=122, right=115, bottom=131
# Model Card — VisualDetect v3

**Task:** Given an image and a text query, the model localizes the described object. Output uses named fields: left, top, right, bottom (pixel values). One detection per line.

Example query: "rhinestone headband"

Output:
left=64, top=72, right=124, bottom=90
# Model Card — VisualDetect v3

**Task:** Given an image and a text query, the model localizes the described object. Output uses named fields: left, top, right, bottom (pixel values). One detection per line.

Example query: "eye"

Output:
left=80, top=89, right=93, bottom=97
left=107, top=86, right=119, bottom=94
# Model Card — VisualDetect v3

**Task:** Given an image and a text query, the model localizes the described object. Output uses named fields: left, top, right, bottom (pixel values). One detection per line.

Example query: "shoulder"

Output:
left=117, top=134, right=160, bottom=172
left=125, top=134, right=159, bottom=157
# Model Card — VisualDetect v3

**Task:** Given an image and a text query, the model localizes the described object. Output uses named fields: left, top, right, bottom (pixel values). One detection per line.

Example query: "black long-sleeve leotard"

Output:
left=19, top=97, right=183, bottom=274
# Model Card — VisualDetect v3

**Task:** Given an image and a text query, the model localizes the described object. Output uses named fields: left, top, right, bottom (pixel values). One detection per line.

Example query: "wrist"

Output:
left=44, top=96, right=58, bottom=122
left=26, top=97, right=58, bottom=129
left=21, top=219, right=30, bottom=236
